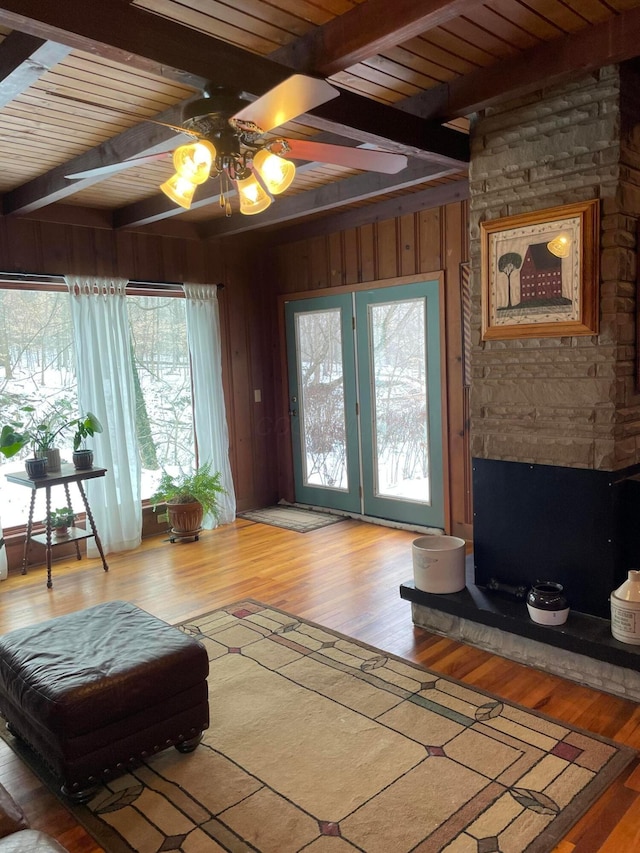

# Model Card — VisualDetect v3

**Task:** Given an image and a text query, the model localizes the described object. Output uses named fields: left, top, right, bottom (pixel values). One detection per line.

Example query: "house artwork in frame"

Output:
left=481, top=199, right=599, bottom=340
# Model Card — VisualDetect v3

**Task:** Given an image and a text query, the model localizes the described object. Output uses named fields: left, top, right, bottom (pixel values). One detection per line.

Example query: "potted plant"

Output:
left=44, top=506, right=75, bottom=539
left=70, top=413, right=103, bottom=470
left=1, top=404, right=103, bottom=476
left=150, top=461, right=226, bottom=541
left=0, top=403, right=63, bottom=479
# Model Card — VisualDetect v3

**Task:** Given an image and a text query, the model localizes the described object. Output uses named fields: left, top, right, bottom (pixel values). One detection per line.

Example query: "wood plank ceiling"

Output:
left=0, top=0, right=637, bottom=239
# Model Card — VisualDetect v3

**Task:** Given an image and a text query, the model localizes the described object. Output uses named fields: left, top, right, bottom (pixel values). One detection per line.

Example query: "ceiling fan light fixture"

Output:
left=172, top=140, right=217, bottom=185
left=252, top=148, right=295, bottom=195
left=236, top=171, right=272, bottom=215
left=160, top=173, right=197, bottom=209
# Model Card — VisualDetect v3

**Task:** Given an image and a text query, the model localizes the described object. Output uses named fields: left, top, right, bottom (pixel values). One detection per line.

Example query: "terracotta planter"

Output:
left=167, top=500, right=203, bottom=541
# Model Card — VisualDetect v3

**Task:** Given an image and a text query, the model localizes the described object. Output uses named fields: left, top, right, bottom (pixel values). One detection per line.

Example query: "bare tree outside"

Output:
left=297, top=309, right=348, bottom=489
left=369, top=299, right=429, bottom=501
left=127, top=296, right=194, bottom=494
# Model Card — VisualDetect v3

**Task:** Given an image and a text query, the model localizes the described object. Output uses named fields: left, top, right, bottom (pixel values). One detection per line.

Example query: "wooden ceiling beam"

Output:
left=2, top=103, right=189, bottom=214
left=261, top=179, right=469, bottom=245
left=0, top=30, right=69, bottom=107
left=20, top=202, right=202, bottom=239
left=198, top=160, right=463, bottom=238
left=272, top=0, right=483, bottom=77
left=0, top=0, right=467, bottom=165
left=112, top=156, right=451, bottom=229
left=403, top=5, right=640, bottom=119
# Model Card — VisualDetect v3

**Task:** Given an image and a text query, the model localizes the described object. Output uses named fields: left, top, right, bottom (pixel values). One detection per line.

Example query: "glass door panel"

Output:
left=356, top=282, right=443, bottom=528
left=369, top=299, right=430, bottom=503
left=285, top=295, right=360, bottom=512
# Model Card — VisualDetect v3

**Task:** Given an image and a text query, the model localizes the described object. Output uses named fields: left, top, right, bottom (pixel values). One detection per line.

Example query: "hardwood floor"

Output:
left=0, top=517, right=639, bottom=852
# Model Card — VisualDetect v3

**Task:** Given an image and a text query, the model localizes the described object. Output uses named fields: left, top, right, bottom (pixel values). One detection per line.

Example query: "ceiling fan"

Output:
left=65, top=74, right=408, bottom=216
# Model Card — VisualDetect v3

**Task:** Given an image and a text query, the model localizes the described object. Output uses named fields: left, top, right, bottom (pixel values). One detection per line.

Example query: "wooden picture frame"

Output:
left=481, top=199, right=600, bottom=340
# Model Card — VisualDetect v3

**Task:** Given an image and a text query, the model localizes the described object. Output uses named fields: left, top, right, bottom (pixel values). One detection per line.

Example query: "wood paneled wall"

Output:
left=0, top=201, right=471, bottom=570
left=265, top=200, right=471, bottom=538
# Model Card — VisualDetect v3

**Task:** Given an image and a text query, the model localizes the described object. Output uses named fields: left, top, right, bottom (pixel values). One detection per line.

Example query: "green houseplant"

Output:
left=151, top=461, right=226, bottom=541
left=70, top=412, right=103, bottom=470
left=0, top=403, right=102, bottom=474
left=44, top=506, right=75, bottom=538
left=0, top=402, right=70, bottom=478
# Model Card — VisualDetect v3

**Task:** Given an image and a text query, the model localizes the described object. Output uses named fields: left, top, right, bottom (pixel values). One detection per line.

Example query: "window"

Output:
left=127, top=295, right=194, bottom=496
left=0, top=285, right=195, bottom=528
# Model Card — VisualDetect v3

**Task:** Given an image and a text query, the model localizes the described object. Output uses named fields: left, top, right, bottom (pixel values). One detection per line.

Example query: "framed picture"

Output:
left=481, top=199, right=600, bottom=340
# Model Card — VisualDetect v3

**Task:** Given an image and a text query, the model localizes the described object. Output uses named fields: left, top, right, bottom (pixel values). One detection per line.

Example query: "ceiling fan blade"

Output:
left=233, top=74, right=339, bottom=133
left=285, top=139, right=407, bottom=174
left=66, top=152, right=172, bottom=180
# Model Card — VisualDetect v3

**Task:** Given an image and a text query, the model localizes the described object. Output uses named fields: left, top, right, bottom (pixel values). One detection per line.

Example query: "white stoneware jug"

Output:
left=610, top=570, right=640, bottom=644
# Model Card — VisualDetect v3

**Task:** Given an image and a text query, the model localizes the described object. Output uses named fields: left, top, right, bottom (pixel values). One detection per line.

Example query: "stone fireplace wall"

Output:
left=468, top=63, right=640, bottom=618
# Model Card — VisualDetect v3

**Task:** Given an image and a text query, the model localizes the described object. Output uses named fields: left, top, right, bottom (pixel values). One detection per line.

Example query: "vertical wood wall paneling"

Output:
left=399, top=213, right=417, bottom=278
left=418, top=208, right=442, bottom=272
left=221, top=247, right=264, bottom=511
left=267, top=201, right=470, bottom=535
left=343, top=229, right=359, bottom=285
left=329, top=232, right=344, bottom=287
left=377, top=219, right=398, bottom=281
left=310, top=236, right=330, bottom=289
left=359, top=224, right=376, bottom=282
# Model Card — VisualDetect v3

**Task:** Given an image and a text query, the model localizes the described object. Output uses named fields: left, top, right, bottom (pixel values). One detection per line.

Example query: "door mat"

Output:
left=237, top=504, right=346, bottom=532
left=1, top=601, right=636, bottom=853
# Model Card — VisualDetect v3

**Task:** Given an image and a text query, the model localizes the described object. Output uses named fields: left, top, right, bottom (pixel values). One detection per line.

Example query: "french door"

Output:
left=285, top=280, right=444, bottom=528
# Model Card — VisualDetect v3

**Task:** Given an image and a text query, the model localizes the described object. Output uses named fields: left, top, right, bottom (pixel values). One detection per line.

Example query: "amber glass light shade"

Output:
left=160, top=174, right=197, bottom=209
left=236, top=172, right=272, bottom=215
left=172, top=140, right=216, bottom=185
left=252, top=148, right=295, bottom=195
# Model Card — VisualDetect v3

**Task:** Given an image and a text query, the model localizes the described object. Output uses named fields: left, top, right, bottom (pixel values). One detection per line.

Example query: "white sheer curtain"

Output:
left=0, top=514, right=6, bottom=580
left=65, top=276, right=142, bottom=554
left=184, top=283, right=236, bottom=526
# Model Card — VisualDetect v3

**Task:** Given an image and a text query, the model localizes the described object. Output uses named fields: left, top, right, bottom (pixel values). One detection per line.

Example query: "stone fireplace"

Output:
left=401, top=61, right=640, bottom=700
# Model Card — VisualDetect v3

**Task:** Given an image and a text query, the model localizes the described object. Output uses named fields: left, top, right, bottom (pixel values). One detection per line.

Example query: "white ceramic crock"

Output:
left=610, top=570, right=640, bottom=645
left=412, top=535, right=466, bottom=594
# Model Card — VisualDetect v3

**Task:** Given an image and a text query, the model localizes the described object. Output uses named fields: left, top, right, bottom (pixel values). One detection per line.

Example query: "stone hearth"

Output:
left=400, top=556, right=640, bottom=702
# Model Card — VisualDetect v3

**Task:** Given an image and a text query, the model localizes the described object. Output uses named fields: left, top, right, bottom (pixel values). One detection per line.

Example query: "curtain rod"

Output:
left=0, top=273, right=224, bottom=289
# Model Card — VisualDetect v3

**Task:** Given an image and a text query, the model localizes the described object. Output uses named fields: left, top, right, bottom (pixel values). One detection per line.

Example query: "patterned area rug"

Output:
left=237, top=505, right=345, bottom=532
left=2, top=602, right=636, bottom=853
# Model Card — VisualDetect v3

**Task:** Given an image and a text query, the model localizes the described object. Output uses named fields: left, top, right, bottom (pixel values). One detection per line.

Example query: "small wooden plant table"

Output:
left=5, top=464, right=109, bottom=589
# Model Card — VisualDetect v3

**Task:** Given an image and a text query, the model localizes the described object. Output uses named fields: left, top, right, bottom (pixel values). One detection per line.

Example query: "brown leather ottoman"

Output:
left=0, top=600, right=209, bottom=802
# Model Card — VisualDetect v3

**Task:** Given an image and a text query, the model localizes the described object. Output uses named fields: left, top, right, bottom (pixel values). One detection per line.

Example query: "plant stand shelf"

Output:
left=5, top=464, right=109, bottom=589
